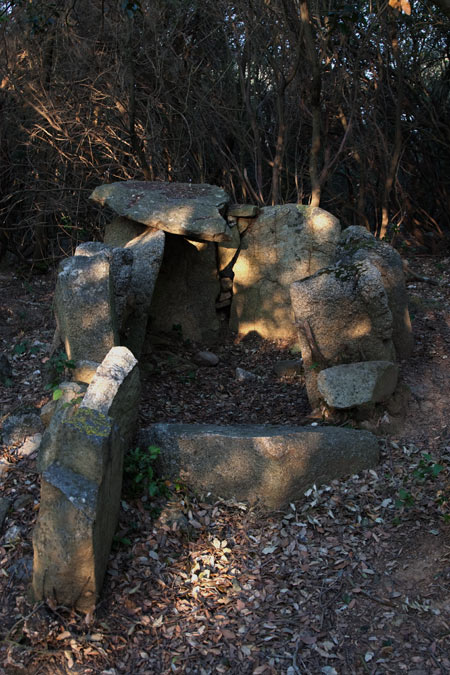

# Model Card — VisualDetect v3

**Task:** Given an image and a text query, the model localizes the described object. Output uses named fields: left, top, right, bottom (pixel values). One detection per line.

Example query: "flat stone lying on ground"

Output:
left=317, top=361, right=399, bottom=409
left=140, top=423, right=379, bottom=510
left=90, top=180, right=232, bottom=242
left=33, top=347, right=139, bottom=612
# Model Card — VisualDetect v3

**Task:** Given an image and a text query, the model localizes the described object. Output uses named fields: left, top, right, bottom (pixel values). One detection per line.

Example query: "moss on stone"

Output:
left=67, top=407, right=110, bottom=437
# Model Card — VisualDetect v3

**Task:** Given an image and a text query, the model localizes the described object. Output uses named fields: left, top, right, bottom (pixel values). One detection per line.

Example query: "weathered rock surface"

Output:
left=337, top=227, right=414, bottom=359
left=192, top=351, right=219, bottom=367
left=140, top=424, right=379, bottom=509
left=317, top=361, right=399, bottom=409
left=229, top=205, right=341, bottom=340
left=227, top=204, right=259, bottom=218
left=2, top=411, right=43, bottom=446
left=90, top=181, right=232, bottom=242
left=33, top=347, right=139, bottom=611
left=81, top=346, right=140, bottom=448
left=148, top=234, right=220, bottom=343
left=40, top=381, right=87, bottom=429
left=121, top=228, right=165, bottom=357
left=273, top=359, right=303, bottom=378
left=103, top=216, right=146, bottom=247
left=290, top=259, right=396, bottom=406
left=54, top=252, right=118, bottom=363
left=75, top=242, right=133, bottom=335
left=75, top=228, right=165, bottom=358
left=73, top=360, right=100, bottom=384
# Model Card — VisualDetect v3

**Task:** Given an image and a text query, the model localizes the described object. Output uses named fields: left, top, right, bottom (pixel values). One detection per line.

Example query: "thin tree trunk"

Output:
left=300, top=0, right=321, bottom=207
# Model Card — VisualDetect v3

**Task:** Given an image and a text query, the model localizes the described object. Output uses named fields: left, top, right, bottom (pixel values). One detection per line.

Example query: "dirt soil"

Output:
left=1, top=254, right=450, bottom=674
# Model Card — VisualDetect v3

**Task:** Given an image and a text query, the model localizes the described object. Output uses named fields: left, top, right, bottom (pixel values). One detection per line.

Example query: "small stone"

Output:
left=17, top=433, right=42, bottom=458
left=273, top=359, right=303, bottom=378
left=193, top=351, right=219, bottom=367
left=235, top=367, right=260, bottom=382
left=2, top=411, right=43, bottom=446
left=4, top=525, right=22, bottom=545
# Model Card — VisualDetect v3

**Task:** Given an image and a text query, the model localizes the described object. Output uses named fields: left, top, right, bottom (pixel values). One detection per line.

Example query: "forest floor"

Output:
left=1, top=253, right=450, bottom=674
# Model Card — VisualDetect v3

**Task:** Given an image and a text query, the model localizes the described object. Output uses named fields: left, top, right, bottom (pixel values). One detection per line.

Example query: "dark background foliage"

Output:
left=0, top=0, right=449, bottom=264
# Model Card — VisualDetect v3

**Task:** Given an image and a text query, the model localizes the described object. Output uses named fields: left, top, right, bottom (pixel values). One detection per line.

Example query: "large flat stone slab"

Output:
left=90, top=181, right=232, bottom=242
left=140, top=424, right=379, bottom=509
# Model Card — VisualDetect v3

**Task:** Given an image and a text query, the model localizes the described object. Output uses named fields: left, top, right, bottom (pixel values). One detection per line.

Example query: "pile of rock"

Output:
left=290, top=226, right=413, bottom=418
left=32, top=179, right=414, bottom=612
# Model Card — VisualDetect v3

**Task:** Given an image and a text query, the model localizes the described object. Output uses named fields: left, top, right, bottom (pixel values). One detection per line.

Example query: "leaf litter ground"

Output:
left=1, top=254, right=450, bottom=674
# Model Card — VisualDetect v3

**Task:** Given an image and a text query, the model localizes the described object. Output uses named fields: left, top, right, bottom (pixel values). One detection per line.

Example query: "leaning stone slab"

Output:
left=230, top=204, right=340, bottom=340
left=140, top=424, right=379, bottom=510
left=290, top=259, right=396, bottom=407
left=122, top=228, right=165, bottom=357
left=90, top=181, right=232, bottom=242
left=317, top=361, right=399, bottom=409
left=33, top=347, right=139, bottom=611
left=54, top=252, right=118, bottom=363
left=337, top=227, right=413, bottom=359
left=75, top=230, right=165, bottom=358
left=39, top=381, right=86, bottom=430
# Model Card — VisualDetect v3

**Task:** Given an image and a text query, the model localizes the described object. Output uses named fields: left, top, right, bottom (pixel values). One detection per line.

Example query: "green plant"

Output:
left=394, top=452, right=448, bottom=523
left=413, top=453, right=443, bottom=482
left=123, top=445, right=167, bottom=498
left=395, top=488, right=415, bottom=509
left=45, top=350, right=75, bottom=399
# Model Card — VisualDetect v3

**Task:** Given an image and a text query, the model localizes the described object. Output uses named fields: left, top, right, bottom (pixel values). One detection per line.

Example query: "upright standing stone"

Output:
left=230, top=205, right=340, bottom=340
left=337, top=226, right=414, bottom=359
left=122, top=228, right=165, bottom=357
left=32, top=347, right=139, bottom=612
left=54, top=252, right=118, bottom=363
left=290, top=259, right=395, bottom=407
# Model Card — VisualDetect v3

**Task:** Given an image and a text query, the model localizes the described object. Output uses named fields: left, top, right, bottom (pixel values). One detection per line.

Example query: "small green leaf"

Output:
left=53, top=388, right=63, bottom=401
